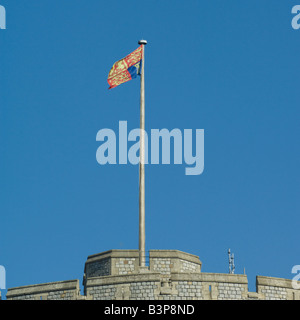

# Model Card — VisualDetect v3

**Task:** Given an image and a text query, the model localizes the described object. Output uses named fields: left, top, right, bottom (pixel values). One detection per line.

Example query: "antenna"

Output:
left=228, top=249, right=235, bottom=274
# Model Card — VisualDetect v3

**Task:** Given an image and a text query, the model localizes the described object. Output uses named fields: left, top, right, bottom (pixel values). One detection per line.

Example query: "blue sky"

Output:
left=1, top=1, right=299, bottom=296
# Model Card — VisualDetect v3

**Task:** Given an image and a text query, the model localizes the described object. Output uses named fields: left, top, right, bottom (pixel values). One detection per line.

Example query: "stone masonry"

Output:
left=5, top=249, right=300, bottom=300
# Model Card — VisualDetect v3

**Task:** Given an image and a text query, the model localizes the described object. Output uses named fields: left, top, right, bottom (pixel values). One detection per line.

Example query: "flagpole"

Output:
left=138, top=39, right=147, bottom=267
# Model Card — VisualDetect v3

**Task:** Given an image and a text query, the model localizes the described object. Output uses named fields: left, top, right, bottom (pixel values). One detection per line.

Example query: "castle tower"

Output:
left=5, top=248, right=300, bottom=300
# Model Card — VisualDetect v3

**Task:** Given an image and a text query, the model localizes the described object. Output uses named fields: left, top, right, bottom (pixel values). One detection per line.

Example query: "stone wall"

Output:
left=85, top=273, right=161, bottom=300
left=84, top=250, right=139, bottom=278
left=88, top=284, right=117, bottom=300
left=85, top=257, right=111, bottom=278
left=84, top=272, right=250, bottom=300
left=149, top=250, right=201, bottom=275
left=164, top=272, right=249, bottom=300
left=256, top=276, right=300, bottom=300
left=6, top=279, right=81, bottom=300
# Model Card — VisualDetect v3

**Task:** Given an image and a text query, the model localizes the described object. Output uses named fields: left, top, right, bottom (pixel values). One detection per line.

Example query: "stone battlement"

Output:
left=5, top=249, right=300, bottom=300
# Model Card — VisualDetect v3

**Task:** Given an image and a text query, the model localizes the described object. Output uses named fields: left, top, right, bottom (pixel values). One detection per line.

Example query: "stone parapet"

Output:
left=149, top=250, right=201, bottom=274
left=6, top=279, right=80, bottom=300
left=257, top=276, right=300, bottom=300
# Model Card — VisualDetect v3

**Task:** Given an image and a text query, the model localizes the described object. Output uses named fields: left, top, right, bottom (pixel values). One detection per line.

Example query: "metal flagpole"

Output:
left=138, top=39, right=147, bottom=267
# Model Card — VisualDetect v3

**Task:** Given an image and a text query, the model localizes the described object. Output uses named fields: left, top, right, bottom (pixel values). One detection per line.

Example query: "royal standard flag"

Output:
left=107, top=46, right=143, bottom=89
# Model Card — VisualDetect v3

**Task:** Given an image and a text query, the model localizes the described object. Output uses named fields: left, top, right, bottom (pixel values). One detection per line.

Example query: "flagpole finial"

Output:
left=138, top=39, right=147, bottom=45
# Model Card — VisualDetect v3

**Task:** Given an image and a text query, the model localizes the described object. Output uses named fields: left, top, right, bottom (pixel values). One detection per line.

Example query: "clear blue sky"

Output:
left=1, top=1, right=299, bottom=296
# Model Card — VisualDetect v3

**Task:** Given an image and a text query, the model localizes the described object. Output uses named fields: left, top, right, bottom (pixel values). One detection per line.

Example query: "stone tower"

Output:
left=5, top=249, right=300, bottom=300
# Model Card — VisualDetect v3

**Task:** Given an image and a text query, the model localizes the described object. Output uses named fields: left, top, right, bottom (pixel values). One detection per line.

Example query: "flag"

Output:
left=107, top=45, right=143, bottom=89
